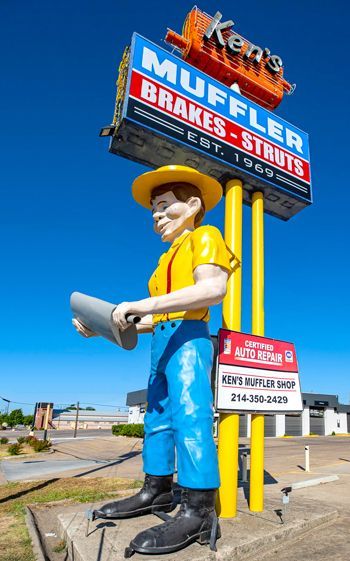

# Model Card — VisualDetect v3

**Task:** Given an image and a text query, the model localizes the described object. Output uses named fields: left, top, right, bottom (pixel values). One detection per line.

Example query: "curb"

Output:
left=0, top=461, right=7, bottom=485
left=25, top=507, right=48, bottom=561
left=291, top=475, right=339, bottom=490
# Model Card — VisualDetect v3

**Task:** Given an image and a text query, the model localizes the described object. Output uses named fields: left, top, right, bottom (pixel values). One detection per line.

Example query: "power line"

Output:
left=0, top=399, right=127, bottom=409
left=1, top=400, right=36, bottom=406
left=79, top=402, right=128, bottom=409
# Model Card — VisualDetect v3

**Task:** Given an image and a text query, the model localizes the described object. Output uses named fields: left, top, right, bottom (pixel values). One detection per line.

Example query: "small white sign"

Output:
left=216, top=363, right=302, bottom=413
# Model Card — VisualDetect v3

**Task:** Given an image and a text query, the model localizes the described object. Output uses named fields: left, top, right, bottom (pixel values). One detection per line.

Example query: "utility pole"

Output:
left=73, top=401, right=80, bottom=438
left=29, top=402, right=38, bottom=436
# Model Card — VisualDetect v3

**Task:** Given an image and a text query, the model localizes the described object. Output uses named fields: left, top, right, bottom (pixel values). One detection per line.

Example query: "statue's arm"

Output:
left=136, top=314, right=154, bottom=334
left=112, top=264, right=228, bottom=331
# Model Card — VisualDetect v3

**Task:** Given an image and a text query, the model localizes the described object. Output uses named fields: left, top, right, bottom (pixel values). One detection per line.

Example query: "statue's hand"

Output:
left=72, top=318, right=98, bottom=338
left=111, top=302, right=134, bottom=332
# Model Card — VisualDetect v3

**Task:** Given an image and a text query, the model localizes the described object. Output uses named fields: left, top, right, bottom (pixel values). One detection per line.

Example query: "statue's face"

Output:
left=151, top=190, right=200, bottom=243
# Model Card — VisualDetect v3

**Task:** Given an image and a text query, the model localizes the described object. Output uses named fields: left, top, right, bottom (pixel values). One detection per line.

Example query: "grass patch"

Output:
left=0, top=444, right=39, bottom=459
left=0, top=513, right=33, bottom=561
left=0, top=476, right=138, bottom=561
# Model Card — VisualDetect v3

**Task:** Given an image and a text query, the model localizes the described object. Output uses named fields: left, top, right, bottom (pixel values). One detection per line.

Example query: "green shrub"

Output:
left=331, top=431, right=336, bottom=436
left=17, top=436, right=26, bottom=444
left=7, top=443, right=22, bottom=455
left=0, top=437, right=9, bottom=445
left=112, top=424, right=124, bottom=436
left=112, top=424, right=144, bottom=438
left=31, top=439, right=52, bottom=453
left=25, top=436, right=38, bottom=446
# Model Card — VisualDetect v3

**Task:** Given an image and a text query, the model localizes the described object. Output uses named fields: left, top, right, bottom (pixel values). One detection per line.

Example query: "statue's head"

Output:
left=132, top=166, right=222, bottom=243
left=150, top=182, right=204, bottom=242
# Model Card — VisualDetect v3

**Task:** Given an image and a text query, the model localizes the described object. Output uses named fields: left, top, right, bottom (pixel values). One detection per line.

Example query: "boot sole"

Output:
left=130, top=525, right=221, bottom=554
left=93, top=502, right=175, bottom=520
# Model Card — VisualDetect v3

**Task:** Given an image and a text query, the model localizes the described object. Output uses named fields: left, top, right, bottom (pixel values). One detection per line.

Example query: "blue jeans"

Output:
left=142, top=320, right=220, bottom=489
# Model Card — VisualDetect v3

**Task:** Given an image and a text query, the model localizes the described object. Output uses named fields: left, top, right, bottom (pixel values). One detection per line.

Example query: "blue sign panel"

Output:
left=109, top=34, right=312, bottom=220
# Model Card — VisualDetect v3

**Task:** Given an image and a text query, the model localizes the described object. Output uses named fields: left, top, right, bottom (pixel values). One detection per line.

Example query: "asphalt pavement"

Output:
left=0, top=428, right=113, bottom=441
left=1, top=434, right=350, bottom=483
left=0, top=436, right=144, bottom=482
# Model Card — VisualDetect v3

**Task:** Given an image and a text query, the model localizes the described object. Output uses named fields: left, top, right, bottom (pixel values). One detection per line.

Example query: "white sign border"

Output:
left=215, top=362, right=303, bottom=414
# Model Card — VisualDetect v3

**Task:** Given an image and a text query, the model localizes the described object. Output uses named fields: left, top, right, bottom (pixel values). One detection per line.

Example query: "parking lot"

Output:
left=1, top=433, right=349, bottom=483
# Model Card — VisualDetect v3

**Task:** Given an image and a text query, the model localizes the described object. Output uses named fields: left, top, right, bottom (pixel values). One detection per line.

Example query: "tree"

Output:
left=23, top=415, right=34, bottom=426
left=85, top=407, right=96, bottom=411
left=7, top=409, right=24, bottom=427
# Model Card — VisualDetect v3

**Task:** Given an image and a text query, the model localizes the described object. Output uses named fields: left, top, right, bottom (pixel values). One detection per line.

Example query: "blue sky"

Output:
left=1, top=0, right=349, bottom=414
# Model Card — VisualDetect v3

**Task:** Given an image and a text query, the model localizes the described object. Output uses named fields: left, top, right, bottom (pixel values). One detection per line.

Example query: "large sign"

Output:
left=165, top=7, right=293, bottom=110
left=216, top=329, right=302, bottom=413
left=109, top=34, right=312, bottom=220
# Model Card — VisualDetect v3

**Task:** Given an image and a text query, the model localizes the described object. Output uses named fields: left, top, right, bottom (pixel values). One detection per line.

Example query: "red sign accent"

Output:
left=130, top=71, right=310, bottom=183
left=218, top=329, right=298, bottom=373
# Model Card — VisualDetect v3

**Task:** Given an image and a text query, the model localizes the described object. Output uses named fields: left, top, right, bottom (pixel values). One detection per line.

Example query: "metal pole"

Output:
left=305, top=445, right=310, bottom=472
left=217, top=178, right=243, bottom=518
left=0, top=397, right=11, bottom=416
left=43, top=403, right=51, bottom=441
left=29, top=402, right=38, bottom=436
left=250, top=191, right=265, bottom=512
left=73, top=402, right=80, bottom=438
left=242, top=452, right=248, bottom=483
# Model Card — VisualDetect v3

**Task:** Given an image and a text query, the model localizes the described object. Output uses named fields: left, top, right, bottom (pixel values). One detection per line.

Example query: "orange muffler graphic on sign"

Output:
left=165, top=7, right=294, bottom=110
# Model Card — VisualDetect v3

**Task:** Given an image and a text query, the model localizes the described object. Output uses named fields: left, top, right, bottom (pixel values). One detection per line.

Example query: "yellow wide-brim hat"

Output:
left=131, top=165, right=222, bottom=211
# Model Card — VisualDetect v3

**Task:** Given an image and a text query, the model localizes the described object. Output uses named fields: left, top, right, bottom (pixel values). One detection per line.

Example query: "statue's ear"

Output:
left=186, top=196, right=202, bottom=218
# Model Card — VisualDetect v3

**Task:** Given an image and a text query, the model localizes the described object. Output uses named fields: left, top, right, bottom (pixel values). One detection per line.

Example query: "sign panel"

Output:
left=110, top=33, right=312, bottom=221
left=216, top=329, right=302, bottom=413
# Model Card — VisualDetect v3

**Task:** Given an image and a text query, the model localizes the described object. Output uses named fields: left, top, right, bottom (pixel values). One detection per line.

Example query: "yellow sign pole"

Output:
left=250, top=191, right=265, bottom=512
left=217, top=178, right=243, bottom=518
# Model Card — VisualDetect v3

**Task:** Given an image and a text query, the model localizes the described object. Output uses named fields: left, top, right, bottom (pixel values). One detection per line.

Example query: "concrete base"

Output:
left=58, top=494, right=337, bottom=561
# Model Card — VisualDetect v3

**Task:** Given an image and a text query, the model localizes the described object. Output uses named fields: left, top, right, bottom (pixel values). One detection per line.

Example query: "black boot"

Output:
left=93, top=474, right=174, bottom=519
left=126, top=488, right=220, bottom=555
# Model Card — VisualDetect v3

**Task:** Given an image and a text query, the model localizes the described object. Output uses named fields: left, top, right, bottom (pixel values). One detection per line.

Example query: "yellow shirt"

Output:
left=148, top=225, right=234, bottom=325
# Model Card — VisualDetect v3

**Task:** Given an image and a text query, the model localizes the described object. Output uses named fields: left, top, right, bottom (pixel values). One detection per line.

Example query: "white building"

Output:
left=52, top=409, right=128, bottom=429
left=126, top=390, right=147, bottom=424
left=126, top=390, right=350, bottom=437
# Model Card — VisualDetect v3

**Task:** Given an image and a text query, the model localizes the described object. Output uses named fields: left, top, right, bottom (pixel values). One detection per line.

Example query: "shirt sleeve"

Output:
left=191, top=225, right=235, bottom=274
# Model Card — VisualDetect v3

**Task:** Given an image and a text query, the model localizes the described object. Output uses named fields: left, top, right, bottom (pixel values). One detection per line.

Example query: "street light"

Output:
left=0, top=396, right=10, bottom=415
left=99, top=124, right=116, bottom=137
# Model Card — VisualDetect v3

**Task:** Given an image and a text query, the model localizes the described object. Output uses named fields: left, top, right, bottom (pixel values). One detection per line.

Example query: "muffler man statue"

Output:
left=73, top=165, right=234, bottom=555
